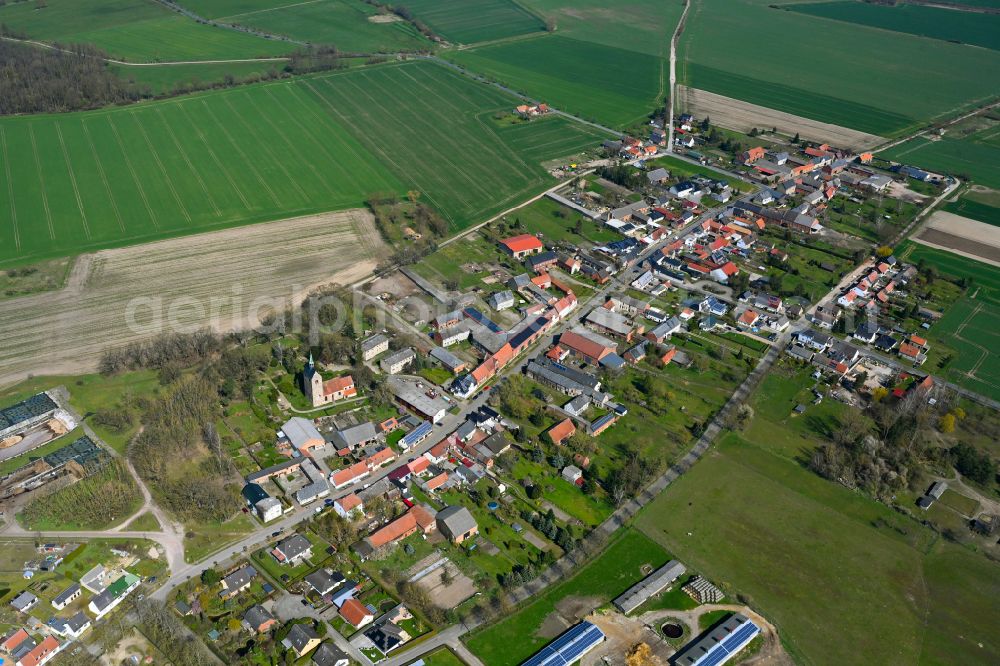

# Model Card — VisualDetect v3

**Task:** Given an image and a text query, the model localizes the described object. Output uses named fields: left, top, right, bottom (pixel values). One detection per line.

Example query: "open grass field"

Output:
left=522, top=0, right=683, bottom=57
left=784, top=1, right=1000, bottom=51
left=679, top=0, right=1000, bottom=136
left=0, top=60, right=604, bottom=267
left=897, top=242, right=1000, bottom=401
left=110, top=60, right=288, bottom=94
left=635, top=430, right=1000, bottom=665
left=399, top=0, right=545, bottom=44
left=0, top=0, right=291, bottom=62
left=447, top=35, right=663, bottom=128
left=882, top=134, right=1000, bottom=190
left=465, top=529, right=669, bottom=665
left=183, top=0, right=431, bottom=52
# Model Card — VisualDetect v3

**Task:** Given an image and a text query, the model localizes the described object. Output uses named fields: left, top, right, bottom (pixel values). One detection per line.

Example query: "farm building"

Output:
left=613, top=560, right=687, bottom=614
left=436, top=505, right=479, bottom=544
left=500, top=234, right=544, bottom=259
left=520, top=621, right=605, bottom=666
left=674, top=613, right=760, bottom=666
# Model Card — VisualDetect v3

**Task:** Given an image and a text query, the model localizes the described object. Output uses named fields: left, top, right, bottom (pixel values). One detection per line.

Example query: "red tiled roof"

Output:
left=547, top=419, right=576, bottom=445
left=19, top=636, right=59, bottom=666
left=340, top=598, right=372, bottom=626
left=910, top=335, right=927, bottom=347
left=337, top=493, right=362, bottom=512
left=365, top=448, right=395, bottom=468
left=332, top=461, right=369, bottom=486
left=899, top=343, right=920, bottom=358
left=1, top=628, right=29, bottom=652
left=559, top=330, right=614, bottom=361
left=425, top=472, right=448, bottom=490
left=323, top=375, right=356, bottom=396
left=407, top=457, right=430, bottom=475
left=501, top=234, right=543, bottom=254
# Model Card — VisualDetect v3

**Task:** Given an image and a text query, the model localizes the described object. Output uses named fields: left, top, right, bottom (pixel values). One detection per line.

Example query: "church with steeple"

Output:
left=301, top=353, right=357, bottom=407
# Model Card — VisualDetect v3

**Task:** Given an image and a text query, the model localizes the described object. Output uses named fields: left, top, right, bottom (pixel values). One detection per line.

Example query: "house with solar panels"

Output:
left=673, top=612, right=760, bottom=666
left=520, top=621, right=605, bottom=666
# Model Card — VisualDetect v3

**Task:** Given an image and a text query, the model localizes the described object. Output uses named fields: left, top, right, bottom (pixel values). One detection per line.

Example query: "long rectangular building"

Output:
left=674, top=613, right=760, bottom=666
left=613, top=559, right=686, bottom=614
left=521, top=621, right=605, bottom=666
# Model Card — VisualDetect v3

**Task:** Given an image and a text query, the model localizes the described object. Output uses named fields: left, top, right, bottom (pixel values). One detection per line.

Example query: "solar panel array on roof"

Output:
left=675, top=613, right=760, bottom=666
left=0, top=393, right=57, bottom=431
left=521, top=621, right=605, bottom=666
left=401, top=421, right=433, bottom=448
left=463, top=307, right=503, bottom=334
left=42, top=435, right=107, bottom=473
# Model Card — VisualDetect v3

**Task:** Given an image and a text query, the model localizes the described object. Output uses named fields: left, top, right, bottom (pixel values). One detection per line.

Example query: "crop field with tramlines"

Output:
left=180, top=0, right=431, bottom=54
left=0, top=60, right=606, bottom=266
left=400, top=0, right=546, bottom=44
left=0, top=0, right=291, bottom=62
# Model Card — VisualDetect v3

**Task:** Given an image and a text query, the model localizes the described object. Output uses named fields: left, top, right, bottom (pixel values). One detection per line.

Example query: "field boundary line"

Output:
left=80, top=119, right=126, bottom=234
left=154, top=108, right=222, bottom=217
left=282, top=84, right=396, bottom=192
left=199, top=99, right=281, bottom=206
left=343, top=72, right=488, bottom=207
left=107, top=116, right=160, bottom=230
left=0, top=129, right=20, bottom=251
left=27, top=125, right=55, bottom=240
left=260, top=86, right=365, bottom=193
left=221, top=96, right=309, bottom=202
left=217, top=0, right=322, bottom=21
left=131, top=111, right=192, bottom=222
left=241, top=91, right=340, bottom=199
left=177, top=105, right=251, bottom=209
left=54, top=124, right=91, bottom=240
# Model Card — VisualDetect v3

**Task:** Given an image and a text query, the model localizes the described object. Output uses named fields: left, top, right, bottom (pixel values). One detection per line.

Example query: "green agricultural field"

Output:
left=785, top=1, right=1000, bottom=51
left=447, top=35, right=663, bottom=128
left=465, top=529, right=669, bottom=665
left=400, top=0, right=546, bottom=44
left=0, top=0, right=291, bottom=62
left=943, top=196, right=1000, bottom=227
left=635, top=433, right=1000, bottom=665
left=881, top=133, right=1000, bottom=190
left=897, top=243, right=1000, bottom=401
left=110, top=60, right=287, bottom=94
left=523, top=0, right=683, bottom=57
left=184, top=0, right=431, bottom=53
left=679, top=0, right=1000, bottom=136
left=0, top=60, right=605, bottom=266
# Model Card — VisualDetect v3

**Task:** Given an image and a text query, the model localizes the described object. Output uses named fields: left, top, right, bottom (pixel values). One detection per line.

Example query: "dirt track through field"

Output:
left=0, top=210, right=385, bottom=387
left=677, top=86, right=884, bottom=149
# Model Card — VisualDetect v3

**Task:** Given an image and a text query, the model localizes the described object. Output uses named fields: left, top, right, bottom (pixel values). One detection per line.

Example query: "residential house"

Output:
left=380, top=348, right=416, bottom=375
left=546, top=418, right=576, bottom=446
left=562, top=465, right=583, bottom=484
left=699, top=296, right=728, bottom=317
left=89, top=573, right=140, bottom=619
left=646, top=317, right=681, bottom=343
left=354, top=505, right=437, bottom=558
left=334, top=493, right=364, bottom=519
left=304, top=569, right=344, bottom=597
left=312, top=642, right=350, bottom=666
left=47, top=611, right=91, bottom=640
left=500, top=234, right=543, bottom=259
left=283, top=624, right=321, bottom=658
left=50, top=584, right=80, bottom=611
left=10, top=592, right=37, bottom=613
left=220, top=566, right=256, bottom=599
left=488, top=290, right=515, bottom=311
left=339, top=598, right=374, bottom=629
left=14, top=636, right=59, bottom=666
left=360, top=334, right=390, bottom=361
left=436, top=506, right=479, bottom=544
left=243, top=605, right=277, bottom=634
left=272, top=534, right=313, bottom=566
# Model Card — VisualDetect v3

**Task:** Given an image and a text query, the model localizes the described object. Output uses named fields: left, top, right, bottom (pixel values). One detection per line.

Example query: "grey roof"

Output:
left=436, top=505, right=478, bottom=539
left=430, top=346, right=465, bottom=371
left=276, top=534, right=312, bottom=561
left=286, top=623, right=320, bottom=653
left=388, top=377, right=450, bottom=420
left=281, top=417, right=323, bottom=449
left=564, top=394, right=591, bottom=415
left=312, top=642, right=349, bottom=666
left=613, top=560, right=686, bottom=614
left=305, top=569, right=344, bottom=595
left=361, top=334, right=389, bottom=353
left=381, top=348, right=416, bottom=370
left=586, top=308, right=634, bottom=336
left=10, top=591, right=37, bottom=611
left=489, top=290, right=515, bottom=308
left=296, top=480, right=329, bottom=504
left=647, top=167, right=669, bottom=183
left=649, top=317, right=681, bottom=339
left=331, top=422, right=377, bottom=449
left=223, top=565, right=257, bottom=591
left=53, top=582, right=80, bottom=607
left=243, top=604, right=274, bottom=628
left=64, top=610, right=90, bottom=632
left=674, top=613, right=759, bottom=666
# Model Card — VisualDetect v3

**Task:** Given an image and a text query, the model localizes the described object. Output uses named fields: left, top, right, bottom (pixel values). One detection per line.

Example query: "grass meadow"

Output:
left=881, top=132, right=1000, bottom=190
left=943, top=197, right=1000, bottom=227
left=400, top=0, right=546, bottom=44
left=785, top=1, right=1000, bottom=51
left=465, top=529, right=670, bottom=665
left=110, top=60, right=286, bottom=93
left=183, top=0, right=431, bottom=53
left=679, top=0, right=1000, bottom=136
left=0, top=0, right=291, bottom=62
left=898, top=243, right=1000, bottom=401
left=0, top=60, right=606, bottom=267
left=447, top=35, right=663, bottom=128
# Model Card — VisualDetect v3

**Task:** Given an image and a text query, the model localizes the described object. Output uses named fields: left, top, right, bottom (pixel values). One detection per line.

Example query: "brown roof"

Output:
left=339, top=598, right=372, bottom=626
left=559, top=329, right=615, bottom=361
left=547, top=419, right=576, bottom=445
left=367, top=505, right=435, bottom=548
